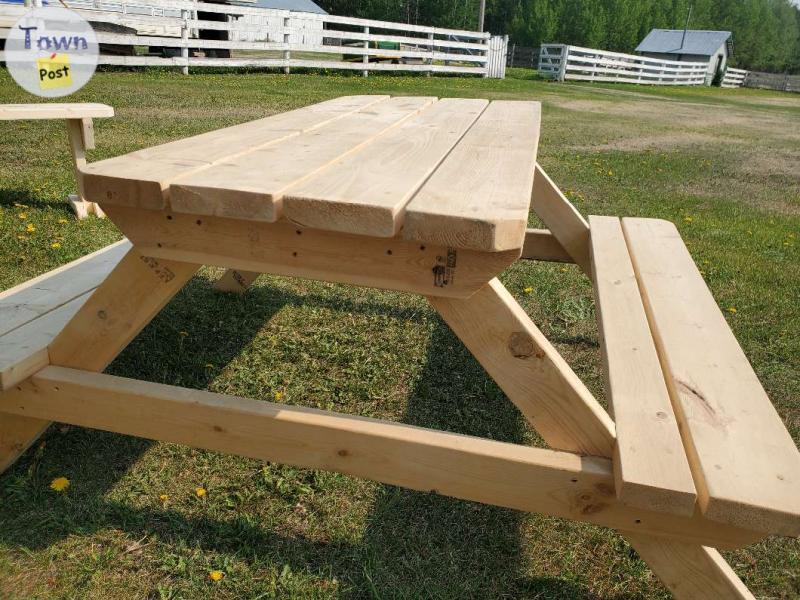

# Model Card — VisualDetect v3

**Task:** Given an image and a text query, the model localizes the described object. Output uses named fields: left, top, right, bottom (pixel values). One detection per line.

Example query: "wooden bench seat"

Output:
left=0, top=240, right=131, bottom=390
left=591, top=216, right=800, bottom=537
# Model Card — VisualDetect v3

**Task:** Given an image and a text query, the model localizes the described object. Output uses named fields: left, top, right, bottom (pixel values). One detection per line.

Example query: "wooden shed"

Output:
left=635, top=29, right=732, bottom=84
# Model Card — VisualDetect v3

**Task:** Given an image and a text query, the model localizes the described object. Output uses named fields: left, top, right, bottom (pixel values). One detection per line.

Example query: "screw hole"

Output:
left=635, top=519, right=641, bottom=524
left=157, top=243, right=162, bottom=248
left=295, top=230, right=302, bottom=235
left=196, top=219, right=202, bottom=225
left=292, top=252, right=297, bottom=257
left=386, top=249, right=393, bottom=256
left=419, top=245, right=426, bottom=251
left=570, top=478, right=578, bottom=483
left=166, top=215, right=173, bottom=220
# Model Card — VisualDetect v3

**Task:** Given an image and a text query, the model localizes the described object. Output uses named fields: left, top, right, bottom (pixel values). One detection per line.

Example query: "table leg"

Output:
left=214, top=269, right=260, bottom=294
left=429, top=277, right=754, bottom=598
left=66, top=118, right=103, bottom=220
left=0, top=248, right=199, bottom=475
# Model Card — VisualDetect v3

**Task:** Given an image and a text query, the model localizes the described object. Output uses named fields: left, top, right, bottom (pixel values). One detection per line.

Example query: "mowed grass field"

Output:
left=0, top=68, right=798, bottom=599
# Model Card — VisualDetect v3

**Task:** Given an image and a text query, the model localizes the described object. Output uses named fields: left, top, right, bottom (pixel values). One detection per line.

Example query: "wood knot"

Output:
left=97, top=310, right=107, bottom=320
left=337, top=449, right=349, bottom=457
left=508, top=332, right=541, bottom=359
left=212, top=425, right=224, bottom=433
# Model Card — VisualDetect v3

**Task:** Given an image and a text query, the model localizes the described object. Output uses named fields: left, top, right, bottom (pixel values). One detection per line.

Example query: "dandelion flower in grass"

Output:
left=209, top=570, right=224, bottom=582
left=58, top=218, right=69, bottom=224
left=683, top=216, right=693, bottom=223
left=195, top=487, right=207, bottom=498
left=523, top=286, right=534, bottom=294
left=26, top=223, right=36, bottom=233
left=274, top=391, right=285, bottom=401
left=50, top=477, right=70, bottom=492
left=159, top=494, right=169, bottom=502
left=18, top=213, right=27, bottom=220
left=51, top=242, right=61, bottom=249
left=727, top=307, right=737, bottom=314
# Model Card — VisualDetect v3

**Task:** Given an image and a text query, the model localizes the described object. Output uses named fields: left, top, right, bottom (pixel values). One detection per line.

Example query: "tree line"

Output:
left=315, top=0, right=800, bottom=73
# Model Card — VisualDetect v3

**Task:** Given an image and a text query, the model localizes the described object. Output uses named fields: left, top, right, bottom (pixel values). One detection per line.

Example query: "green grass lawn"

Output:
left=0, top=67, right=798, bottom=599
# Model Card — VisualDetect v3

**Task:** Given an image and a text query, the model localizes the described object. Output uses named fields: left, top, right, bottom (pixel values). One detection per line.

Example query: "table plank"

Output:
left=169, top=96, right=436, bottom=222
left=0, top=103, right=114, bottom=120
left=590, top=216, right=696, bottom=516
left=82, top=95, right=388, bottom=210
left=282, top=98, right=488, bottom=237
left=623, top=217, right=800, bottom=536
left=402, top=100, right=541, bottom=252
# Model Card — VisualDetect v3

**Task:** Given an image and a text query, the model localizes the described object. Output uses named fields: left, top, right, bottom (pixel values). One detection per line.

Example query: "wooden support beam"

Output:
left=103, top=206, right=518, bottom=300
left=214, top=269, right=260, bottom=294
left=0, top=366, right=763, bottom=550
left=430, top=278, right=616, bottom=457
left=531, top=165, right=591, bottom=274
left=520, top=228, right=573, bottom=263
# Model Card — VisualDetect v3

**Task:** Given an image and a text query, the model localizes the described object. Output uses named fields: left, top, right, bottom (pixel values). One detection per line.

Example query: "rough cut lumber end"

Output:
left=170, top=185, right=279, bottom=222
left=82, top=165, right=168, bottom=210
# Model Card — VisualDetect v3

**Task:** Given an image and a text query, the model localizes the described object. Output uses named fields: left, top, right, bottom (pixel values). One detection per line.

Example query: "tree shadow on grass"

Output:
left=0, top=279, right=608, bottom=599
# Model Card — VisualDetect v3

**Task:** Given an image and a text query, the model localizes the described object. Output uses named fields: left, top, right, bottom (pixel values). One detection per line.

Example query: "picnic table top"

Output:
left=81, top=95, right=542, bottom=253
left=0, top=103, right=114, bottom=120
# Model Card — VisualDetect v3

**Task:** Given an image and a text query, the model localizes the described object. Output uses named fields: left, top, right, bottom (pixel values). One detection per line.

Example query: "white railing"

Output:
left=0, top=1, right=507, bottom=78
left=721, top=67, right=748, bottom=88
left=539, top=44, right=708, bottom=86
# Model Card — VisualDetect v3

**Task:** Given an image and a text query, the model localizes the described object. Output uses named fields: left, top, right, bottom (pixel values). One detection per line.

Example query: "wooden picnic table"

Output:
left=0, top=103, right=114, bottom=219
left=1, top=95, right=798, bottom=599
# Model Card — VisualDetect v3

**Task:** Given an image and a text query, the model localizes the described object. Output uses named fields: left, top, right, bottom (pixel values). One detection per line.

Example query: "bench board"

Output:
left=623, top=217, right=800, bottom=536
left=0, top=103, right=114, bottom=121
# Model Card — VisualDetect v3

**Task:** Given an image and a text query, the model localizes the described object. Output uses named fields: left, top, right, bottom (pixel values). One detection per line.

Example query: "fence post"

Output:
left=363, top=26, right=369, bottom=77
left=428, top=31, right=434, bottom=77
left=283, top=16, right=290, bottom=75
left=180, top=9, right=189, bottom=75
left=558, top=45, right=569, bottom=82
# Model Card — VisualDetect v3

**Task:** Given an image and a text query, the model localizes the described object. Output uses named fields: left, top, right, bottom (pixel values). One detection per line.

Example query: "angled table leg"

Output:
left=429, top=277, right=753, bottom=599
left=214, top=269, right=260, bottom=294
left=0, top=248, right=199, bottom=474
left=66, top=118, right=104, bottom=220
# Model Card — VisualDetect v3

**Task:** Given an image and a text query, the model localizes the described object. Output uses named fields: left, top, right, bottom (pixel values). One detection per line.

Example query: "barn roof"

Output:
left=635, top=29, right=732, bottom=57
left=232, top=0, right=328, bottom=14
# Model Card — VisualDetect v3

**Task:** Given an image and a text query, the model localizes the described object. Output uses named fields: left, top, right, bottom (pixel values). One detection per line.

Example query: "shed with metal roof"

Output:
left=635, top=29, right=732, bottom=82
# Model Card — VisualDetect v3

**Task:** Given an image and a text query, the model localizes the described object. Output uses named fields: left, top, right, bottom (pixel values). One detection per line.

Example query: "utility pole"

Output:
left=478, top=0, right=486, bottom=32
left=680, top=3, right=693, bottom=50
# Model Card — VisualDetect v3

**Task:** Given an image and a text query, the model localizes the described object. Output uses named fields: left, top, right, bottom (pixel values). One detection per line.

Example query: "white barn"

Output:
left=635, top=29, right=732, bottom=84
left=228, top=0, right=327, bottom=45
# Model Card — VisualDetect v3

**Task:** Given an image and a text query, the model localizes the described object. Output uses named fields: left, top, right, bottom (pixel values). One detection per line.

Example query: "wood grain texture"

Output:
left=590, top=216, right=696, bottom=516
left=520, top=228, right=573, bottom=263
left=530, top=165, right=591, bottom=274
left=626, top=535, right=754, bottom=599
left=0, top=366, right=763, bottom=549
left=402, top=100, right=541, bottom=252
left=430, top=278, right=616, bottom=457
left=0, top=414, right=50, bottom=474
left=283, top=98, right=488, bottom=237
left=105, top=206, right=518, bottom=299
left=170, top=96, right=436, bottom=222
left=82, top=95, right=388, bottom=210
left=214, top=269, right=260, bottom=294
left=0, top=103, right=114, bottom=120
left=623, top=217, right=800, bottom=536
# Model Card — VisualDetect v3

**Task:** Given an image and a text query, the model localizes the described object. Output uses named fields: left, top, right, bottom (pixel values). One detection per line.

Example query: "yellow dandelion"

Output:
left=274, top=391, right=285, bottom=401
left=727, top=307, right=737, bottom=314
left=18, top=212, right=27, bottom=219
left=26, top=223, right=36, bottom=233
left=607, top=170, right=614, bottom=176
left=51, top=242, right=61, bottom=249
left=209, top=570, right=224, bottom=582
left=159, top=494, right=169, bottom=502
left=523, top=286, right=534, bottom=294
left=195, top=487, right=207, bottom=498
left=50, top=477, right=70, bottom=492
left=560, top=267, right=568, bottom=272
left=683, top=216, right=693, bottom=223
left=58, top=218, right=69, bottom=224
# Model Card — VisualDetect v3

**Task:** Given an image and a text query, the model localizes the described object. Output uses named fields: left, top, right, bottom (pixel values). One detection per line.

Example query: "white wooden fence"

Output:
left=721, top=67, right=748, bottom=88
left=0, top=1, right=507, bottom=78
left=538, top=44, right=708, bottom=86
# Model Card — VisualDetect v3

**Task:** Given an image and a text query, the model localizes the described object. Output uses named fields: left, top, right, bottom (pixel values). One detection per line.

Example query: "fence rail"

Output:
left=0, top=1, right=507, bottom=78
left=539, top=44, right=708, bottom=86
left=721, top=67, right=747, bottom=88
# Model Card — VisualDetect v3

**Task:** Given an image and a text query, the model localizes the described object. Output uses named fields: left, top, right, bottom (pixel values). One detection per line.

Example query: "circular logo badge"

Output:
left=5, top=6, right=99, bottom=98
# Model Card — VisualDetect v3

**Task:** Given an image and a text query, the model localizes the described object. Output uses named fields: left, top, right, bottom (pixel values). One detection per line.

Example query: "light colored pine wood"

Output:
left=530, top=165, right=592, bottom=274
left=214, top=269, right=260, bottom=293
left=81, top=95, right=389, bottom=210
left=170, top=96, right=436, bottom=222
left=48, top=249, right=200, bottom=371
left=81, top=118, right=95, bottom=150
left=0, top=291, right=92, bottom=391
left=429, top=278, right=616, bottom=457
left=104, top=206, right=518, bottom=299
left=0, top=366, right=763, bottom=549
left=282, top=98, right=488, bottom=237
left=402, top=101, right=541, bottom=252
left=623, top=217, right=800, bottom=536
left=520, top=228, right=573, bottom=263
left=0, top=103, right=114, bottom=120
left=626, top=535, right=754, bottom=599
left=0, top=414, right=50, bottom=474
left=0, top=240, right=131, bottom=338
left=589, top=216, right=696, bottom=516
